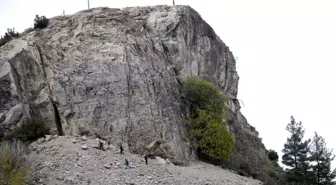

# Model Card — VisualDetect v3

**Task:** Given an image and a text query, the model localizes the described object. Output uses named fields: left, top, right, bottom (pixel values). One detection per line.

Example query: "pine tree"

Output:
left=282, top=116, right=311, bottom=184
left=310, top=132, right=336, bottom=185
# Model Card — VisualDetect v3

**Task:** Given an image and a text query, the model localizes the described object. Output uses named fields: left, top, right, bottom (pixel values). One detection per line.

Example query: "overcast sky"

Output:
left=1, top=0, right=336, bottom=167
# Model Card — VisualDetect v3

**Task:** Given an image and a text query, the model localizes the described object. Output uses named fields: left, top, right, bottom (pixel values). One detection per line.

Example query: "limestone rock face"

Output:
left=0, top=5, right=267, bottom=169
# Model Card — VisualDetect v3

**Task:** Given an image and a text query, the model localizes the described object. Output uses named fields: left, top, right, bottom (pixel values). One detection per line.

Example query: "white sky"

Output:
left=1, top=0, right=336, bottom=167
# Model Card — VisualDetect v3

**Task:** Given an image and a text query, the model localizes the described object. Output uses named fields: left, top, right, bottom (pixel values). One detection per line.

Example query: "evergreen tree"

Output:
left=282, top=116, right=311, bottom=184
left=309, top=132, right=336, bottom=185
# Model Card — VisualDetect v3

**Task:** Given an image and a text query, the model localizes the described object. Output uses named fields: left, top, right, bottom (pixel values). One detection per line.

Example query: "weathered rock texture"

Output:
left=0, top=5, right=268, bottom=171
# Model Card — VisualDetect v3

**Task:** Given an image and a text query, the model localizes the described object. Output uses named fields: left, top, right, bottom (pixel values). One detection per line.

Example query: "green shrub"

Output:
left=182, top=77, right=226, bottom=119
left=0, top=140, right=29, bottom=185
left=7, top=118, right=50, bottom=143
left=0, top=28, right=20, bottom=47
left=186, top=109, right=233, bottom=160
left=268, top=149, right=279, bottom=161
left=33, top=15, right=49, bottom=29
left=183, top=77, right=233, bottom=160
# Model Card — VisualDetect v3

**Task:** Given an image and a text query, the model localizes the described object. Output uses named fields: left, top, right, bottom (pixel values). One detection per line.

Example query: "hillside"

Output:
left=0, top=5, right=277, bottom=184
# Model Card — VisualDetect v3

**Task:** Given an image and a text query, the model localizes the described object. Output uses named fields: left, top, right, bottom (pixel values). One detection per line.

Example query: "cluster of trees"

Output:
left=0, top=15, right=49, bottom=47
left=270, top=116, right=336, bottom=185
left=182, top=77, right=233, bottom=160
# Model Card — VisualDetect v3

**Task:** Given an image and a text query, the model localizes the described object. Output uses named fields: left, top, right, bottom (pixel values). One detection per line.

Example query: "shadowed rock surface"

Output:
left=0, top=5, right=270, bottom=175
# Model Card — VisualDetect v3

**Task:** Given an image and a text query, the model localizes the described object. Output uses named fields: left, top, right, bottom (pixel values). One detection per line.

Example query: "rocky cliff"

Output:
left=0, top=5, right=268, bottom=173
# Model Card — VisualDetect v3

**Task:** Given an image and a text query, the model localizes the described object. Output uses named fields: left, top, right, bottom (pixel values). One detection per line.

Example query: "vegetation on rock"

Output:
left=5, top=118, right=50, bottom=143
left=182, top=77, right=233, bottom=160
left=268, top=149, right=279, bottom=162
left=0, top=140, right=29, bottom=185
left=0, top=28, right=20, bottom=47
left=34, top=15, right=49, bottom=29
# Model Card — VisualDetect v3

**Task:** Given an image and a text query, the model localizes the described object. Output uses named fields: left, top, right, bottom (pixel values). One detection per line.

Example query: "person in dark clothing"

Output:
left=125, top=159, right=129, bottom=169
left=144, top=155, right=148, bottom=165
left=98, top=139, right=105, bottom=151
left=119, top=144, right=124, bottom=155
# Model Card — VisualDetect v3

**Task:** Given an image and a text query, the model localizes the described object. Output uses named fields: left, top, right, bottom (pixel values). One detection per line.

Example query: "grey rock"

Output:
left=81, top=136, right=87, bottom=141
left=37, top=138, right=45, bottom=144
left=81, top=144, right=88, bottom=150
left=52, top=135, right=58, bottom=139
left=104, top=164, right=111, bottom=169
left=56, top=175, right=64, bottom=181
left=0, top=5, right=269, bottom=171
left=45, top=135, right=52, bottom=142
left=72, top=139, right=77, bottom=143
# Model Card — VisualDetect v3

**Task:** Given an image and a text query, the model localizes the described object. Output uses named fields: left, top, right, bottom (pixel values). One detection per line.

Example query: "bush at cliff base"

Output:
left=0, top=140, right=29, bottom=185
left=183, top=77, right=233, bottom=160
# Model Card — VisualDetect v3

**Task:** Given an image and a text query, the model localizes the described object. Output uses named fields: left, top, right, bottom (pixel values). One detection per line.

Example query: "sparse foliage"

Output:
left=6, top=118, right=50, bottom=143
left=0, top=28, right=20, bottom=47
left=0, top=140, right=29, bottom=185
left=33, top=15, right=49, bottom=29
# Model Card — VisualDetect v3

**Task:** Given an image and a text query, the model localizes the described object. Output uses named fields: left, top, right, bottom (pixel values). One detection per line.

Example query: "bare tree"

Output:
left=88, top=0, right=90, bottom=9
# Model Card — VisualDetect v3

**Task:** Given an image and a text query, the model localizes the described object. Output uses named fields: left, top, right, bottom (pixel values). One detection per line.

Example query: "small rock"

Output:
left=72, top=139, right=77, bottom=143
left=52, top=135, right=58, bottom=139
left=37, top=138, right=45, bottom=144
left=155, top=156, right=166, bottom=165
left=45, top=135, right=52, bottom=142
left=56, top=176, right=64, bottom=181
left=81, top=144, right=88, bottom=150
left=165, top=159, right=173, bottom=165
left=81, top=135, right=87, bottom=141
left=104, top=164, right=111, bottom=169
left=147, top=176, right=152, bottom=179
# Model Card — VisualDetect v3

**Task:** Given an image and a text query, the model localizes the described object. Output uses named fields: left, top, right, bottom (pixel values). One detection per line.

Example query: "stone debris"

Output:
left=28, top=136, right=262, bottom=185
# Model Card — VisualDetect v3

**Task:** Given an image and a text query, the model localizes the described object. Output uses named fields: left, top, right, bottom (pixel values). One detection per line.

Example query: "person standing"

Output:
left=144, top=155, right=148, bottom=165
left=119, top=144, right=124, bottom=155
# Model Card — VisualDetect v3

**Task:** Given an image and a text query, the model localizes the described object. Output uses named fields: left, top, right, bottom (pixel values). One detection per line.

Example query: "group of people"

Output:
left=119, top=144, right=154, bottom=168
left=95, top=138, right=155, bottom=168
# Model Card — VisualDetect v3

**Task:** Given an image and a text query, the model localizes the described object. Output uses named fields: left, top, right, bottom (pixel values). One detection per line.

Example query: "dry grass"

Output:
left=0, top=140, right=30, bottom=185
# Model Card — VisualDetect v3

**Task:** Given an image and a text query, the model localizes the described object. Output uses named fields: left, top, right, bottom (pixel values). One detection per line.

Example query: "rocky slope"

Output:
left=0, top=5, right=269, bottom=176
left=28, top=135, right=262, bottom=185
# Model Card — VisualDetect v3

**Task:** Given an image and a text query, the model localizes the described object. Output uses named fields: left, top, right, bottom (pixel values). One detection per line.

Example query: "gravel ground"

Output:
left=28, top=136, right=262, bottom=185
